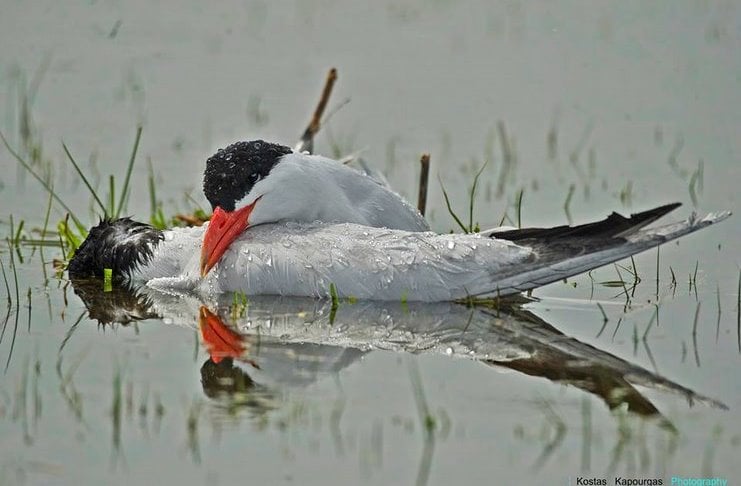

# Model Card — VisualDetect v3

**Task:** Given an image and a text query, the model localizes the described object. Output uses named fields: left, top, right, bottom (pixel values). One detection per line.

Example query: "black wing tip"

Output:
left=493, top=202, right=684, bottom=242
left=629, top=202, right=681, bottom=220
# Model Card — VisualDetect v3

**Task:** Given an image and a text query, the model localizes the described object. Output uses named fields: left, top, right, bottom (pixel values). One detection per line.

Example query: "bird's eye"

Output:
left=249, top=173, right=261, bottom=184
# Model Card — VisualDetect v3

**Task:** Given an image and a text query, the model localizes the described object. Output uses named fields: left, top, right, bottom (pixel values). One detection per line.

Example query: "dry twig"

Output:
left=295, top=68, right=338, bottom=154
left=418, top=154, right=431, bottom=216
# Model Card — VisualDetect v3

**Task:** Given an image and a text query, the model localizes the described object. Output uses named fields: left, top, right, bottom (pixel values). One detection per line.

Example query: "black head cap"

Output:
left=68, top=218, right=164, bottom=280
left=200, top=357, right=256, bottom=399
left=203, top=140, right=292, bottom=212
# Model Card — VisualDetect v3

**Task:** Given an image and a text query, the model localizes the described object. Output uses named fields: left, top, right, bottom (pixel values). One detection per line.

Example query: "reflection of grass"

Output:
left=581, top=398, right=591, bottom=472
left=12, top=355, right=33, bottom=445
left=605, top=407, right=673, bottom=476
left=230, top=290, right=249, bottom=320
left=532, top=400, right=567, bottom=469
left=692, top=302, right=702, bottom=367
left=111, top=365, right=124, bottom=465
left=702, top=425, right=722, bottom=477
left=186, top=399, right=203, bottom=464
left=689, top=261, right=699, bottom=296
left=56, top=351, right=88, bottom=423
left=408, top=359, right=437, bottom=486
left=329, top=282, right=339, bottom=324
left=512, top=397, right=682, bottom=474
left=2, top=248, right=21, bottom=371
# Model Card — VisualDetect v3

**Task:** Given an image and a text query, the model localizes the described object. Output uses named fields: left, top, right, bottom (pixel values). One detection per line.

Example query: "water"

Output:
left=1, top=1, right=740, bottom=484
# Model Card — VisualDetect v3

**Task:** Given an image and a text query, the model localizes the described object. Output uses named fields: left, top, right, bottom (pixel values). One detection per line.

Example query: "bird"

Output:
left=67, top=203, right=730, bottom=302
left=201, top=140, right=429, bottom=276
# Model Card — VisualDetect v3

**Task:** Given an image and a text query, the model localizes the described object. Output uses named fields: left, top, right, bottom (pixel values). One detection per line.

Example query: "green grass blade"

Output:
left=148, top=159, right=157, bottom=215
left=437, top=175, right=468, bottom=233
left=0, top=130, right=83, bottom=229
left=115, top=125, right=143, bottom=219
left=515, top=188, right=524, bottom=229
left=62, top=142, right=107, bottom=216
left=8, top=215, right=15, bottom=246
left=103, top=268, right=113, bottom=292
left=468, top=161, right=488, bottom=232
left=41, top=184, right=54, bottom=239
left=14, top=220, right=25, bottom=245
left=0, top=258, right=10, bottom=306
left=109, top=174, right=115, bottom=217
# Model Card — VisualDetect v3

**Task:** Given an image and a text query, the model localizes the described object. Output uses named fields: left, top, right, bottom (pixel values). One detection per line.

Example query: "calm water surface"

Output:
left=1, top=1, right=739, bottom=484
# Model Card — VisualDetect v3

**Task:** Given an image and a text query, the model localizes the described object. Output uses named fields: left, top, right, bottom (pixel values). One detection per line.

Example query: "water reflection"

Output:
left=70, top=280, right=727, bottom=424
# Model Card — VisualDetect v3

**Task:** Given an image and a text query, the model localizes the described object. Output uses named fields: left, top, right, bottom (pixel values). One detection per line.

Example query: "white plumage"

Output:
left=132, top=211, right=729, bottom=301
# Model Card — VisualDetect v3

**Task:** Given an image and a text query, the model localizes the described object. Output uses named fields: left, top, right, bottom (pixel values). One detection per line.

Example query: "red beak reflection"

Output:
left=198, top=306, right=246, bottom=363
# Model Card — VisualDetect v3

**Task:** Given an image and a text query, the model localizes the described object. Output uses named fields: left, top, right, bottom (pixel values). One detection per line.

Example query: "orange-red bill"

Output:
left=198, top=306, right=245, bottom=363
left=200, top=198, right=260, bottom=276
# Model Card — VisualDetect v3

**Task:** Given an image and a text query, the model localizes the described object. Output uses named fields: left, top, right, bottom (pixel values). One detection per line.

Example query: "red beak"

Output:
left=198, top=306, right=245, bottom=363
left=200, top=198, right=260, bottom=276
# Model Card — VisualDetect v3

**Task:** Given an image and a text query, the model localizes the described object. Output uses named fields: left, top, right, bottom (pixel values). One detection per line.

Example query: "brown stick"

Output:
left=295, top=68, right=338, bottom=154
left=417, top=153, right=430, bottom=216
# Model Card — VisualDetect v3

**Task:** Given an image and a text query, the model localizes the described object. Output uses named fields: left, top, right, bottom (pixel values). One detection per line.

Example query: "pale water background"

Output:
left=0, top=1, right=740, bottom=484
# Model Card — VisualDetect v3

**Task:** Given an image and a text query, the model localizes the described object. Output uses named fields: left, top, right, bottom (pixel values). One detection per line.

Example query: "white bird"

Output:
left=67, top=203, right=730, bottom=302
left=200, top=140, right=429, bottom=275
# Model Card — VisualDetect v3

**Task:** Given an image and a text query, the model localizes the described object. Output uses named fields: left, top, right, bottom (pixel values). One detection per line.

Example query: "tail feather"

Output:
left=478, top=209, right=731, bottom=298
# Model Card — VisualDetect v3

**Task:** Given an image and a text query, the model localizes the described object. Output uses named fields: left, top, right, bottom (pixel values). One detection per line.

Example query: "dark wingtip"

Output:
left=493, top=202, right=684, bottom=242
left=632, top=202, right=681, bottom=219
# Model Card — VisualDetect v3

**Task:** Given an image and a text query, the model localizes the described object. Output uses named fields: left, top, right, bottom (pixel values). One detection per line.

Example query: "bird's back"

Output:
left=265, top=154, right=430, bottom=232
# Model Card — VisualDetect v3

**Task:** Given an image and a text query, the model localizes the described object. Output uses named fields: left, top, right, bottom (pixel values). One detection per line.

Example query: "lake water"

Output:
left=1, top=1, right=739, bottom=484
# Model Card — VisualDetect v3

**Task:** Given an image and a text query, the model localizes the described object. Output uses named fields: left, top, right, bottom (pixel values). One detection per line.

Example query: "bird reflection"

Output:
left=70, top=279, right=727, bottom=421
